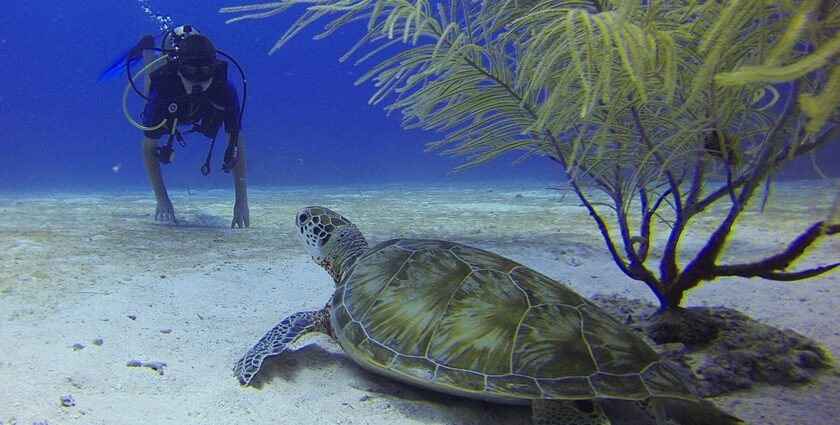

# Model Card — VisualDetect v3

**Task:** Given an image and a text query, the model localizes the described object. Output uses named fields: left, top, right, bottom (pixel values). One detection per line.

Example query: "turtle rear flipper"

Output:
left=661, top=398, right=744, bottom=425
left=233, top=309, right=330, bottom=386
left=532, top=400, right=610, bottom=425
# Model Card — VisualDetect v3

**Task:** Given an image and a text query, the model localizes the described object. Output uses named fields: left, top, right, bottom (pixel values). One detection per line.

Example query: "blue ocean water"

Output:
left=0, top=1, right=565, bottom=192
left=1, top=1, right=838, bottom=193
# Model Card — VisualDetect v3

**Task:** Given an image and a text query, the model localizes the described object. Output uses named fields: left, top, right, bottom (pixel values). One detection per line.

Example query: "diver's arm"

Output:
left=230, top=133, right=249, bottom=228
left=142, top=136, right=176, bottom=223
left=140, top=48, right=175, bottom=223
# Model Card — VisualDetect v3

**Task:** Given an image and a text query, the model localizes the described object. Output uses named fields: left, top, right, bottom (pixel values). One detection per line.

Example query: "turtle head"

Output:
left=296, top=206, right=368, bottom=283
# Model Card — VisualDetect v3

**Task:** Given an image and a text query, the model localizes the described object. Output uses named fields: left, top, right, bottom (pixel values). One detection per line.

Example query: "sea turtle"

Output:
left=234, top=206, right=742, bottom=425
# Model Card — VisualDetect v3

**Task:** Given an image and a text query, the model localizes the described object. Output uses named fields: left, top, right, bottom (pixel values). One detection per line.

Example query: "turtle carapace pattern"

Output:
left=233, top=206, right=743, bottom=425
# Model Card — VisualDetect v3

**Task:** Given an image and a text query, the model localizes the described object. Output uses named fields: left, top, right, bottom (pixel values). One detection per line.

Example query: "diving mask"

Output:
left=179, top=61, right=215, bottom=81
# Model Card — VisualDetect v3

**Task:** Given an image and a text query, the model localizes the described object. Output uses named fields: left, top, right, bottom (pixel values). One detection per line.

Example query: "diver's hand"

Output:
left=231, top=200, right=249, bottom=228
left=155, top=198, right=177, bottom=223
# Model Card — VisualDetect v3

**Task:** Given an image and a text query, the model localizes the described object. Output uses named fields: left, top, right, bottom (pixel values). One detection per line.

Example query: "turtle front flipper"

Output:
left=234, top=309, right=330, bottom=386
left=533, top=400, right=610, bottom=425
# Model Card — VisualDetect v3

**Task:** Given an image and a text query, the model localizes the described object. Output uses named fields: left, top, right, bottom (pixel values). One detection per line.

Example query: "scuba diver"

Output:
left=109, top=25, right=249, bottom=227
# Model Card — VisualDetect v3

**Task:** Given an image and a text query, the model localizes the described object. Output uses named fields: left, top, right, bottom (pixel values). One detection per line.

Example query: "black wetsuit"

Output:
left=142, top=59, right=240, bottom=140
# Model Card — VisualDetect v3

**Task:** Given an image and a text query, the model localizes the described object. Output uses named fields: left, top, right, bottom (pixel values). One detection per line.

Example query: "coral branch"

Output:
left=755, top=264, right=840, bottom=281
left=712, top=221, right=839, bottom=281
left=226, top=0, right=840, bottom=311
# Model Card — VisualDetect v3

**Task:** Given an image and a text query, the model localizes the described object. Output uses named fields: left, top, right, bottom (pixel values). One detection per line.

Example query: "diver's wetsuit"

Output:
left=141, top=60, right=240, bottom=140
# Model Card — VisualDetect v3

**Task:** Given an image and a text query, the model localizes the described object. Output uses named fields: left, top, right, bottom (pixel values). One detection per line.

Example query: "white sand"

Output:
left=1, top=181, right=838, bottom=424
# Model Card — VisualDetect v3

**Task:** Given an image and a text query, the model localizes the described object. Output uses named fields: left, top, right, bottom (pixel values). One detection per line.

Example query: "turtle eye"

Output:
left=320, top=234, right=331, bottom=246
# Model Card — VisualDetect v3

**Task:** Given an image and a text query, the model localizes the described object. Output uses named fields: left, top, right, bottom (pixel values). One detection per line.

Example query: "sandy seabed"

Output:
left=1, top=180, right=838, bottom=425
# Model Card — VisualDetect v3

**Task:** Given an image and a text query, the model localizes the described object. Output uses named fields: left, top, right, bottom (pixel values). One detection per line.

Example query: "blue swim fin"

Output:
left=97, top=34, right=158, bottom=82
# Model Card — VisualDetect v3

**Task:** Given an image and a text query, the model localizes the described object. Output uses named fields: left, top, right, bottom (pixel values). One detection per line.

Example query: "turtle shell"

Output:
left=330, top=239, right=696, bottom=404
